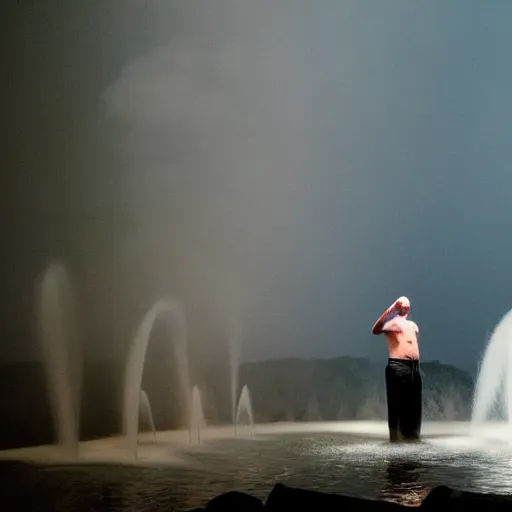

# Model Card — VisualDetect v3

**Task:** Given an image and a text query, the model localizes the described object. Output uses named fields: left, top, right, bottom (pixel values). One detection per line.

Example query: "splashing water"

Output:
left=36, top=263, right=81, bottom=458
left=123, top=298, right=191, bottom=459
left=139, top=390, right=156, bottom=440
left=235, top=385, right=254, bottom=436
left=228, top=318, right=242, bottom=434
left=472, top=308, right=512, bottom=440
left=189, top=386, right=205, bottom=445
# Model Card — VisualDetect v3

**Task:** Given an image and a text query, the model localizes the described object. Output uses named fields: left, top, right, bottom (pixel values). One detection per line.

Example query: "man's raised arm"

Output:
left=372, top=319, right=402, bottom=335
left=371, top=296, right=410, bottom=335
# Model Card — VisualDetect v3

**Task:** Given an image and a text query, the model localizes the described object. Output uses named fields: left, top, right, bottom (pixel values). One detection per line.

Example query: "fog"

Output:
left=102, top=1, right=361, bottom=363
left=4, top=1, right=512, bottom=371
left=98, top=1, right=512, bottom=369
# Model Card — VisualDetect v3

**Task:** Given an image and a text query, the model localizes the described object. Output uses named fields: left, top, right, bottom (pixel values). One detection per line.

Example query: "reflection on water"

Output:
left=380, top=459, right=429, bottom=506
left=2, top=430, right=512, bottom=511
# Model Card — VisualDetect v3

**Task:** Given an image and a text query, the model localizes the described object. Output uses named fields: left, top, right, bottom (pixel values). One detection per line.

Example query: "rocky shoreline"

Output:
left=188, top=484, right=512, bottom=511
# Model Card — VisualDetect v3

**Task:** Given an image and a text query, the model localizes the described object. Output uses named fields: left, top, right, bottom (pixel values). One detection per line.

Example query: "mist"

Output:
left=102, top=2, right=355, bottom=364
left=7, top=0, right=505, bottom=371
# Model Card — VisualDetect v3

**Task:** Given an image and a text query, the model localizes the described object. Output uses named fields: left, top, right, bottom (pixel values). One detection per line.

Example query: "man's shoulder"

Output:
left=408, top=320, right=419, bottom=332
left=397, top=317, right=418, bottom=328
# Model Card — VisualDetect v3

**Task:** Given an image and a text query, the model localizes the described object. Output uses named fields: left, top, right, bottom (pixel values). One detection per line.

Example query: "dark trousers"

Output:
left=385, top=358, right=422, bottom=442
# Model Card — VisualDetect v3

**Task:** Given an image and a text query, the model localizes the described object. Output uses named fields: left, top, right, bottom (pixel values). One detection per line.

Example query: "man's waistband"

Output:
left=388, top=357, right=420, bottom=369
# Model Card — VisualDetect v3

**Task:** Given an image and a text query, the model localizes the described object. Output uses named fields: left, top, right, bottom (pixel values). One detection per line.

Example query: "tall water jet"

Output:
left=235, top=385, right=254, bottom=437
left=472, top=308, right=512, bottom=428
left=123, top=298, right=191, bottom=459
left=189, top=385, right=205, bottom=445
left=139, top=390, right=156, bottom=440
left=36, top=263, right=81, bottom=457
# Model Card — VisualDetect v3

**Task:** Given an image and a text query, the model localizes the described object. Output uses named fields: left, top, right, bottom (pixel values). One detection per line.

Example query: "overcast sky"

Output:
left=3, top=1, right=512, bottom=373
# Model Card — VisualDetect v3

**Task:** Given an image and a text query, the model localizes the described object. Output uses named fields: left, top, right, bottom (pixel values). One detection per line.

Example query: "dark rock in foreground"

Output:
left=421, top=485, right=512, bottom=510
left=190, top=484, right=512, bottom=511
left=266, top=483, right=408, bottom=510
left=205, top=491, right=263, bottom=511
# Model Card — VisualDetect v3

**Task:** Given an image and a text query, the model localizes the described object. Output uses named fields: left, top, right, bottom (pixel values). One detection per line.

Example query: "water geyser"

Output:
left=472, top=308, right=512, bottom=432
left=189, top=385, right=205, bottom=445
left=36, top=263, right=82, bottom=457
left=139, top=390, right=156, bottom=440
left=228, top=320, right=242, bottom=434
left=235, top=384, right=255, bottom=436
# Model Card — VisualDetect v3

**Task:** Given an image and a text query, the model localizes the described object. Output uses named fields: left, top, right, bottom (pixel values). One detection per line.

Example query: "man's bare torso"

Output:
left=372, top=296, right=420, bottom=360
left=384, top=316, right=420, bottom=360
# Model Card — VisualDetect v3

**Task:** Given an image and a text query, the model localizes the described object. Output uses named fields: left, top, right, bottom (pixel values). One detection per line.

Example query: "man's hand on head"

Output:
left=372, top=296, right=410, bottom=335
left=396, top=296, right=410, bottom=308
left=396, top=296, right=410, bottom=316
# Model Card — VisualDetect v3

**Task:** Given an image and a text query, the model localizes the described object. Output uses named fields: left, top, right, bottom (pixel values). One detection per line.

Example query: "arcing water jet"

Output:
left=123, top=298, right=191, bottom=459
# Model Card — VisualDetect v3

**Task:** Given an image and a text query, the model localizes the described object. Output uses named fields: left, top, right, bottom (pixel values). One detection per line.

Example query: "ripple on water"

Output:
left=2, top=430, right=512, bottom=511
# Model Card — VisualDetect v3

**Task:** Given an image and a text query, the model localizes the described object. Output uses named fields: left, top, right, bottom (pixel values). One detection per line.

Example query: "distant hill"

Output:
left=230, top=357, right=473, bottom=423
left=0, top=357, right=474, bottom=450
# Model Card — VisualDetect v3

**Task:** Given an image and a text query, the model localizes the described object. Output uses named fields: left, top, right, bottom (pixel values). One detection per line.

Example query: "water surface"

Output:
left=2, top=427, right=512, bottom=511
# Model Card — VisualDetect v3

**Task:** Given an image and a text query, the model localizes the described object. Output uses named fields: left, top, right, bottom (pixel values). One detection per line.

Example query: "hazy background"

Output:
left=3, top=0, right=512, bottom=374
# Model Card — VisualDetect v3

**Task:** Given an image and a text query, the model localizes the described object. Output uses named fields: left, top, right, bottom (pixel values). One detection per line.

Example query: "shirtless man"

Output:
left=372, top=296, right=422, bottom=442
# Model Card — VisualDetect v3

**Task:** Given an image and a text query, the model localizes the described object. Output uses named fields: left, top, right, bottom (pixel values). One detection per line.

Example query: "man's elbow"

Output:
left=372, top=322, right=383, bottom=335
